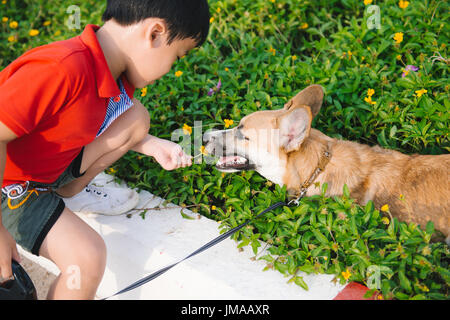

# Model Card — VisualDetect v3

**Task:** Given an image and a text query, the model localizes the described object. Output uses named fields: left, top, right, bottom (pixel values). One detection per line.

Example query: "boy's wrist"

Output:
left=131, top=134, right=159, bottom=158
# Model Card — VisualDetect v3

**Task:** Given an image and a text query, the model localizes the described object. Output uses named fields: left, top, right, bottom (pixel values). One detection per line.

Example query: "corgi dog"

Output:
left=204, top=85, right=450, bottom=243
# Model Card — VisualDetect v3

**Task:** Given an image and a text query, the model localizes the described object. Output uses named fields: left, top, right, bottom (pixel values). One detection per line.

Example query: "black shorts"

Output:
left=1, top=148, right=85, bottom=255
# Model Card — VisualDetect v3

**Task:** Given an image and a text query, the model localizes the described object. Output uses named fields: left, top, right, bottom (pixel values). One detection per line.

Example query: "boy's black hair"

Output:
left=102, top=0, right=210, bottom=47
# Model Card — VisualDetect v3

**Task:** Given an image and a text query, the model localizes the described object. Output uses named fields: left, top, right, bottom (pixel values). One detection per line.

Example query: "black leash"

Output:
left=101, top=145, right=332, bottom=299
left=102, top=200, right=289, bottom=299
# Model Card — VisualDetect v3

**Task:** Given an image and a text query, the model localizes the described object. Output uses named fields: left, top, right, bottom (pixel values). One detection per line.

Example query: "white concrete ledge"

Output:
left=20, top=173, right=345, bottom=300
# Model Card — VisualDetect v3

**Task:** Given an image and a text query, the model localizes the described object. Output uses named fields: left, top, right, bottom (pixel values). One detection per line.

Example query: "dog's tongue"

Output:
left=219, top=156, right=241, bottom=163
left=217, top=155, right=248, bottom=169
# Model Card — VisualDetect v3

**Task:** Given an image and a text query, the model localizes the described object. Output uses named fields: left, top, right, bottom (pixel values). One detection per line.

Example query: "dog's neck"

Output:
left=283, top=129, right=333, bottom=195
left=284, top=128, right=411, bottom=203
left=284, top=128, right=377, bottom=201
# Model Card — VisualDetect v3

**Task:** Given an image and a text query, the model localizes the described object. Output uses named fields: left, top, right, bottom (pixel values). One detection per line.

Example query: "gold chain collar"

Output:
left=288, top=142, right=332, bottom=206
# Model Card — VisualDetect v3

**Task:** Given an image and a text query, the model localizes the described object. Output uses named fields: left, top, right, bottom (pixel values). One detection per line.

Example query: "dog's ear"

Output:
left=279, top=106, right=312, bottom=153
left=283, top=85, right=324, bottom=118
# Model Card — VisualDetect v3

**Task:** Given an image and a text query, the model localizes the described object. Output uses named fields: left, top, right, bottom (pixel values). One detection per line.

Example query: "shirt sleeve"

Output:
left=0, top=60, right=71, bottom=137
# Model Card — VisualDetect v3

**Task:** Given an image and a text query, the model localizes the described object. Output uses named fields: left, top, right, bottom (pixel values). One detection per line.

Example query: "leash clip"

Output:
left=287, top=189, right=307, bottom=207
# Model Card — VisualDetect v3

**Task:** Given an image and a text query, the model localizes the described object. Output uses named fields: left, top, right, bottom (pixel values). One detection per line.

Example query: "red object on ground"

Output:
left=333, top=282, right=377, bottom=300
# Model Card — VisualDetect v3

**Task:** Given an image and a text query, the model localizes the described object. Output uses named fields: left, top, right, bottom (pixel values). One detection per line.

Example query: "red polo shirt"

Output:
left=0, top=24, right=135, bottom=187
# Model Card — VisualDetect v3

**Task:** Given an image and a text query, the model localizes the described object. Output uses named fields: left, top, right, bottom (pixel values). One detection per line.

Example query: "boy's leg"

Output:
left=39, top=206, right=107, bottom=299
left=37, top=100, right=150, bottom=299
left=56, top=98, right=150, bottom=198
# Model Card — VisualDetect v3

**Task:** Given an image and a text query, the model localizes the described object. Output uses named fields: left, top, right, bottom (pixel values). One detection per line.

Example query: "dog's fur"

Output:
left=205, top=85, right=450, bottom=242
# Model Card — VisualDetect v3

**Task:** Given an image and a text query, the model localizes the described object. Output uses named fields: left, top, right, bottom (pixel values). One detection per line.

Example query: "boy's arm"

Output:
left=131, top=134, right=192, bottom=170
left=0, top=121, right=20, bottom=280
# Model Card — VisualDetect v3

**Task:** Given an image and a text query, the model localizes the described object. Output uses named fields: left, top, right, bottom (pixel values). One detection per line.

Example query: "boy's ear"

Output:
left=278, top=106, right=312, bottom=153
left=145, top=18, right=168, bottom=48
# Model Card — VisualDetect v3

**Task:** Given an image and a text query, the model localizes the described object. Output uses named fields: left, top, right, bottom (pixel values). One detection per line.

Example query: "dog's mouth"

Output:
left=215, top=155, right=252, bottom=172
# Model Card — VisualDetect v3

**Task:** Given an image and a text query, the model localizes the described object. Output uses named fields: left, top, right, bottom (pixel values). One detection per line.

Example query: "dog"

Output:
left=204, top=85, right=450, bottom=243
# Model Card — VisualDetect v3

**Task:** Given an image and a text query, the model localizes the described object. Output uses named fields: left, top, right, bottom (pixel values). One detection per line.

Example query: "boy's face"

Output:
left=125, top=19, right=198, bottom=88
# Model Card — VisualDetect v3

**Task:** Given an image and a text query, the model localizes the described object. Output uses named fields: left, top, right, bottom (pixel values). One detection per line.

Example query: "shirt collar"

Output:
left=79, top=24, right=121, bottom=98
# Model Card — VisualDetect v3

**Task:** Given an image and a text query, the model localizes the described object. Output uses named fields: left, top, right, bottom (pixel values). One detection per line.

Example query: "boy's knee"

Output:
left=73, top=234, right=107, bottom=281
left=130, top=99, right=150, bottom=142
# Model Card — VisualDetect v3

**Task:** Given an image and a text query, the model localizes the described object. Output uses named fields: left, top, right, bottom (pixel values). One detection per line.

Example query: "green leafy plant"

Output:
left=1, top=0, right=448, bottom=300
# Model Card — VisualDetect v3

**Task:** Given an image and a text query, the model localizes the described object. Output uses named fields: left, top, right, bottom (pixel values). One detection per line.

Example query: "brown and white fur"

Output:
left=204, top=85, right=450, bottom=243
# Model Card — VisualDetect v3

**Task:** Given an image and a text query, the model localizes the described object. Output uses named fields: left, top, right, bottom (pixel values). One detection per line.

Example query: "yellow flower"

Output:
left=224, top=119, right=234, bottom=128
left=2, top=17, right=8, bottom=23
left=199, top=145, right=208, bottom=156
left=209, top=17, right=214, bottom=23
left=211, top=205, right=217, bottom=210
left=381, top=217, right=390, bottom=225
left=418, top=284, right=429, bottom=292
left=140, top=87, right=148, bottom=97
left=364, top=96, right=376, bottom=105
left=108, top=167, right=117, bottom=174
left=216, top=7, right=221, bottom=13
left=268, top=47, right=276, bottom=55
left=264, top=73, right=269, bottom=79
left=367, top=88, right=375, bottom=97
left=7, top=35, right=15, bottom=42
left=381, top=204, right=389, bottom=212
left=393, top=32, right=404, bottom=44
left=9, top=21, right=18, bottom=29
left=224, top=67, right=229, bottom=72
left=347, top=50, right=353, bottom=60
left=54, top=30, right=61, bottom=36
left=291, top=55, right=297, bottom=61
left=415, top=89, right=427, bottom=97
left=300, top=22, right=308, bottom=29
left=1, top=0, right=6, bottom=4
left=341, top=269, right=352, bottom=281
left=29, top=29, right=39, bottom=37
left=396, top=54, right=402, bottom=60
left=421, top=245, right=431, bottom=256
left=43, top=20, right=51, bottom=26
left=399, top=0, right=409, bottom=9
left=364, top=0, right=373, bottom=5
left=175, top=70, right=183, bottom=77
left=183, top=123, right=192, bottom=135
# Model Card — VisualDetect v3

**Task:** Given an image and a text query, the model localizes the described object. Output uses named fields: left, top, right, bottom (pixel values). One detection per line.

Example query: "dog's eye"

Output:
left=236, top=126, right=250, bottom=140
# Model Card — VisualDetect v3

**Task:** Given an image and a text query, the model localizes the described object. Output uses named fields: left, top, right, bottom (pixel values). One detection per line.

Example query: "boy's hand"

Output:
left=0, top=225, right=20, bottom=281
left=151, top=137, right=192, bottom=171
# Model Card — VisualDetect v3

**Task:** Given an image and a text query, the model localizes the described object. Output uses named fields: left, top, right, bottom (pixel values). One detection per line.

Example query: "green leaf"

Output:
left=293, top=203, right=309, bottom=216
left=294, top=276, right=309, bottom=290
left=398, top=270, right=412, bottom=293
left=343, top=184, right=350, bottom=198
left=312, top=229, right=329, bottom=245
left=180, top=210, right=195, bottom=220
left=425, top=221, right=434, bottom=235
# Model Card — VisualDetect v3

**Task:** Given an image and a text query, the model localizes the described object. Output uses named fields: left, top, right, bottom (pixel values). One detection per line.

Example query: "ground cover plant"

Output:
left=1, top=0, right=449, bottom=299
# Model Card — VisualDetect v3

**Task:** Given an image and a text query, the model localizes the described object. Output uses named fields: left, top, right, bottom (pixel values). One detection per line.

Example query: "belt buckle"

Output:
left=3, top=181, right=30, bottom=200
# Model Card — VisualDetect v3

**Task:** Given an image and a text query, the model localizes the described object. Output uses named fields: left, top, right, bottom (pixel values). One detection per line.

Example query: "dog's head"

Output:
left=204, top=85, right=324, bottom=184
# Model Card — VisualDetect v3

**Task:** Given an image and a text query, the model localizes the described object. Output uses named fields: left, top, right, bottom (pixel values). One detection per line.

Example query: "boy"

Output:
left=0, top=0, right=210, bottom=299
